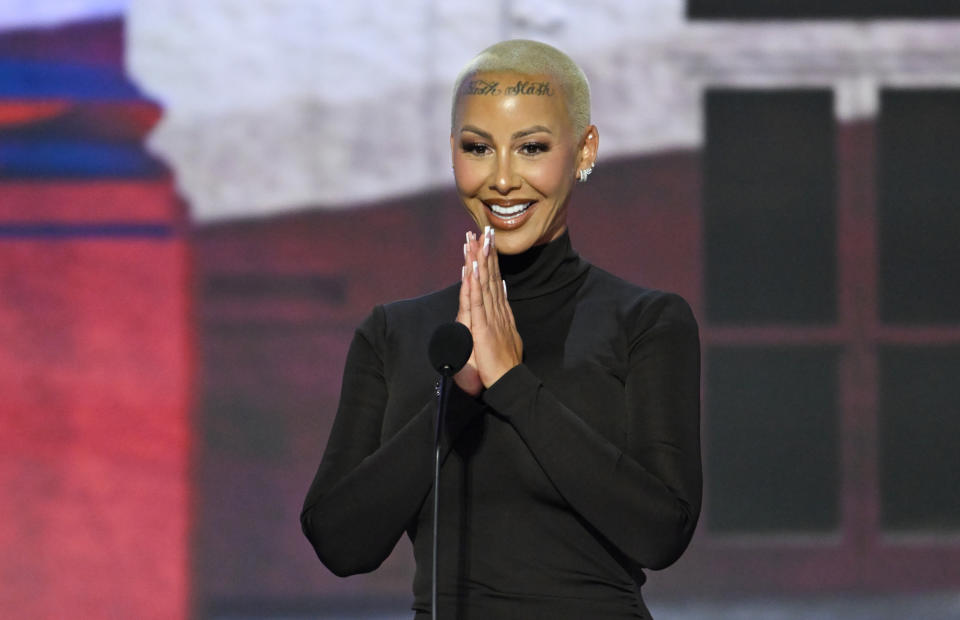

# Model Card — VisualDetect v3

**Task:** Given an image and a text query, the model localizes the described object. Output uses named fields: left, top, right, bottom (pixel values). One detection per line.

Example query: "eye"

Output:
left=461, top=141, right=490, bottom=156
left=519, top=141, right=549, bottom=155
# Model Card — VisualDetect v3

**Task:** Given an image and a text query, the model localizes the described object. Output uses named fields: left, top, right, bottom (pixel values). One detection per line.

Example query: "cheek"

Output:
left=523, top=154, right=571, bottom=199
left=453, top=153, right=487, bottom=197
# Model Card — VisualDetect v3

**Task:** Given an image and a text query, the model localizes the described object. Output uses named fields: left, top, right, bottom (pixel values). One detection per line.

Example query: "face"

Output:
left=451, top=71, right=597, bottom=255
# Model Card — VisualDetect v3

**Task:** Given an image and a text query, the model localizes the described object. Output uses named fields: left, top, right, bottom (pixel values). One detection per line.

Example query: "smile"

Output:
left=485, top=201, right=534, bottom=220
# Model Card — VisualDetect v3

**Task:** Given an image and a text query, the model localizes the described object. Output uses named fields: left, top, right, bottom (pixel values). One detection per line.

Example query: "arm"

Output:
left=462, top=232, right=701, bottom=569
left=300, top=305, right=485, bottom=576
left=482, top=295, right=702, bottom=570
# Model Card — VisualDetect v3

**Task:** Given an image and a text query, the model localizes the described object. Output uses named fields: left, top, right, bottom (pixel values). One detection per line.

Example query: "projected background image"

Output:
left=2, top=1, right=959, bottom=618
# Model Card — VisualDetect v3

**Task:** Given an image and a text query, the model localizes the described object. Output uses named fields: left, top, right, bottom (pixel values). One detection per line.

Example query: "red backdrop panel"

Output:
left=0, top=195, right=192, bottom=618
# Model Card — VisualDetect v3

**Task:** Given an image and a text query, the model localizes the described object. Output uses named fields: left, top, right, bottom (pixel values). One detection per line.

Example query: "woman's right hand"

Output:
left=455, top=231, right=484, bottom=396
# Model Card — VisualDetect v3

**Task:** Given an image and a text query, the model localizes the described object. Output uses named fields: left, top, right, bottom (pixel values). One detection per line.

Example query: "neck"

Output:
left=497, top=231, right=588, bottom=300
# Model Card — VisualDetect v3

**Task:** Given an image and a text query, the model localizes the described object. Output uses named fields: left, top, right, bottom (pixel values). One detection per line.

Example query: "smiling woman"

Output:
left=301, top=39, right=702, bottom=620
left=451, top=69, right=596, bottom=255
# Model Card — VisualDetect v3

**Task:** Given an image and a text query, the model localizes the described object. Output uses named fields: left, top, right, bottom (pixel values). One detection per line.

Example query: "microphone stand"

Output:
left=426, top=321, right=471, bottom=620
left=432, top=368, right=454, bottom=620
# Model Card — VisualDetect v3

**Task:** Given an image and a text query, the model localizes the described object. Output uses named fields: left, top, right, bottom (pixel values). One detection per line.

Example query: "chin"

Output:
left=496, top=244, right=528, bottom=256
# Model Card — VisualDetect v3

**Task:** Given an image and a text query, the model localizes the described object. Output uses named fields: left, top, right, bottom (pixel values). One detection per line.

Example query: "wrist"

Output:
left=481, top=360, right=520, bottom=389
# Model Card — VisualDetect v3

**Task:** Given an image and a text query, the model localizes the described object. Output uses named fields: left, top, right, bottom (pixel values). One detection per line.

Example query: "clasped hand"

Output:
left=455, top=227, right=523, bottom=397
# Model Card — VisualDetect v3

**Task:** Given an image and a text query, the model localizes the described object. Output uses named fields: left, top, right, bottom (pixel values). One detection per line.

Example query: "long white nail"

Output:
left=482, top=235, right=490, bottom=257
left=502, top=279, right=507, bottom=295
left=465, top=231, right=471, bottom=244
left=472, top=260, right=479, bottom=277
left=462, top=265, right=466, bottom=281
left=463, top=242, right=468, bottom=258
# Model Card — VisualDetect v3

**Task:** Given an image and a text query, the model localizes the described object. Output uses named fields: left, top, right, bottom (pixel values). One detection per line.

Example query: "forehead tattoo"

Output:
left=461, top=79, right=554, bottom=97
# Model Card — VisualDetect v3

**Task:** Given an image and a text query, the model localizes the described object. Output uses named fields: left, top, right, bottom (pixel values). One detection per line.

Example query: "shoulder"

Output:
left=356, top=283, right=460, bottom=347
left=380, top=283, right=459, bottom=328
left=580, top=264, right=698, bottom=337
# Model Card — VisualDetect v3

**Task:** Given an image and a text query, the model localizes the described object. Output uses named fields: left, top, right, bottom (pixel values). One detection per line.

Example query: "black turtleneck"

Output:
left=301, top=233, right=701, bottom=620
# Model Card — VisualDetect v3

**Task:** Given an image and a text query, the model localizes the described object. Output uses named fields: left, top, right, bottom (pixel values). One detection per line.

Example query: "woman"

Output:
left=301, top=40, right=701, bottom=620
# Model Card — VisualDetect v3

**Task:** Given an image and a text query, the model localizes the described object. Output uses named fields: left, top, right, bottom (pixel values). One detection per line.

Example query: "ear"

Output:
left=576, top=125, right=599, bottom=176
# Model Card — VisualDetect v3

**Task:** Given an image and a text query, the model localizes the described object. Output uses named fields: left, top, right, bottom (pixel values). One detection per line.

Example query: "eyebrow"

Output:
left=460, top=125, right=554, bottom=141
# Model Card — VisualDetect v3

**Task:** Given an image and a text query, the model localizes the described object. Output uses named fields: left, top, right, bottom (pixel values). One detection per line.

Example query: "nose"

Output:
left=491, top=150, right=520, bottom=195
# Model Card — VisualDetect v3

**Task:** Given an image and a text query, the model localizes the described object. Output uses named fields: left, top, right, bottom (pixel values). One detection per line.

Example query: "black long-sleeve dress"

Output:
left=301, top=232, right=701, bottom=620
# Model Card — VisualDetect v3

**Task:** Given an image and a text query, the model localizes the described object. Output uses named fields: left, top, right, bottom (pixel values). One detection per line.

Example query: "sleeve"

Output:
left=300, top=305, right=486, bottom=576
left=480, top=293, right=702, bottom=570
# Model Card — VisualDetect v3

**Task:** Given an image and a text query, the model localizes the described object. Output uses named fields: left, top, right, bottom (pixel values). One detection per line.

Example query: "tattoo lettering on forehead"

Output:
left=461, top=79, right=555, bottom=97
left=463, top=79, right=501, bottom=96
left=504, top=80, right=553, bottom=96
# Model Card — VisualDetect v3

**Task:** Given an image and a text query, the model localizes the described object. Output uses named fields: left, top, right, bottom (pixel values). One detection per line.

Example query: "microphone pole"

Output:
left=427, top=322, right=472, bottom=620
left=432, top=369, right=451, bottom=620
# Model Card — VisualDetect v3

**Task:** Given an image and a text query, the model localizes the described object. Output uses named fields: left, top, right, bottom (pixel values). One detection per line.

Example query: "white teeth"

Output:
left=488, top=202, right=531, bottom=216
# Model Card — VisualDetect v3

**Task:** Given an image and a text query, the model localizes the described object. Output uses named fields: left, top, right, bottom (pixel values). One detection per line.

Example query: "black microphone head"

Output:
left=428, top=322, right=473, bottom=376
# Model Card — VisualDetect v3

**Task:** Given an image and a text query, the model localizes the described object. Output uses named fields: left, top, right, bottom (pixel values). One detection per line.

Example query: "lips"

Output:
left=484, top=200, right=536, bottom=224
left=488, top=201, right=530, bottom=217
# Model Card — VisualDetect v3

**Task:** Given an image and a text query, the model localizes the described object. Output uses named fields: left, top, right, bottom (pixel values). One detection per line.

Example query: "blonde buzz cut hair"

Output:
left=451, top=39, right=592, bottom=137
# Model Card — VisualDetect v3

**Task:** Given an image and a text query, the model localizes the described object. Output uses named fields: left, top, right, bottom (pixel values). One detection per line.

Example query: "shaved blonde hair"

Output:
left=451, top=39, right=591, bottom=137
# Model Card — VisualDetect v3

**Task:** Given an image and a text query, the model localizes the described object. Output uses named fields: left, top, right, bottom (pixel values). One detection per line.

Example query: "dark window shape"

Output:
left=879, top=346, right=960, bottom=530
left=878, top=89, right=960, bottom=324
left=204, top=273, right=347, bottom=304
left=203, top=393, right=289, bottom=460
left=688, top=0, right=960, bottom=19
left=707, top=346, right=840, bottom=532
left=705, top=90, right=836, bottom=324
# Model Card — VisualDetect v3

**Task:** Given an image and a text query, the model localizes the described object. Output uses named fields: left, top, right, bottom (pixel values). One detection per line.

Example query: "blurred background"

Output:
left=2, top=1, right=959, bottom=618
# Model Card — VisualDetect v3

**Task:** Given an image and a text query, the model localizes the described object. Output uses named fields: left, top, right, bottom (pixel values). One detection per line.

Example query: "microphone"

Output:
left=428, top=322, right=472, bottom=377
left=427, top=322, right=472, bottom=620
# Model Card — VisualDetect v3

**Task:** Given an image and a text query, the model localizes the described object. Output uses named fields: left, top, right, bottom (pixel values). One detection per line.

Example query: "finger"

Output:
left=488, top=228, right=503, bottom=288
left=481, top=227, right=503, bottom=319
left=479, top=227, right=491, bottom=289
left=483, top=228, right=510, bottom=329
left=485, top=230, right=519, bottom=357
left=504, top=293, right=520, bottom=357
left=476, top=234, right=498, bottom=327
left=469, top=256, right=488, bottom=332
left=457, top=238, right=473, bottom=326
left=483, top=227, right=511, bottom=332
left=458, top=266, right=471, bottom=326
left=466, top=231, right=480, bottom=279
left=482, top=227, right=496, bottom=293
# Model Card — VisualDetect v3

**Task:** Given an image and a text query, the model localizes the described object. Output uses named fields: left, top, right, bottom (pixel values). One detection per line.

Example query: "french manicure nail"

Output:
left=502, top=279, right=507, bottom=295
left=482, top=235, right=490, bottom=257
left=463, top=242, right=468, bottom=258
left=472, top=260, right=479, bottom=277
left=462, top=265, right=466, bottom=281
left=466, top=231, right=471, bottom=244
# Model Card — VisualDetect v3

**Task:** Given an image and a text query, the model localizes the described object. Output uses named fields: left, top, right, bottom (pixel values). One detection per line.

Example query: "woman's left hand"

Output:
left=463, top=226, right=523, bottom=388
